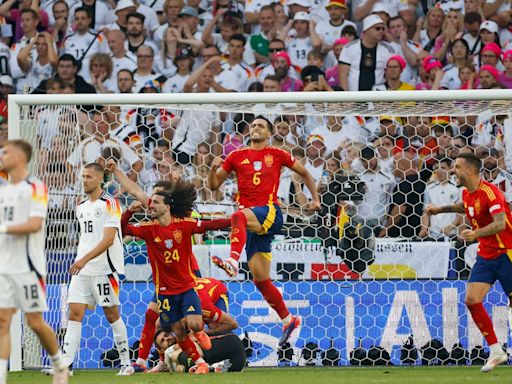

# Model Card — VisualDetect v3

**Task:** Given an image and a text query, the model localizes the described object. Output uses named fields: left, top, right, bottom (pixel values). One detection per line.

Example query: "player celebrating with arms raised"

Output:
left=0, top=140, right=69, bottom=384
left=208, top=116, right=321, bottom=346
left=121, top=180, right=231, bottom=374
left=425, top=153, right=510, bottom=373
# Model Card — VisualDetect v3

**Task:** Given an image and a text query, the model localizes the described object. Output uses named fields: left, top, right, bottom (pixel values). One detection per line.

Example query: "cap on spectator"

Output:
left=293, top=11, right=310, bottom=21
left=361, top=146, right=376, bottom=160
left=479, top=64, right=499, bottom=82
left=301, top=65, right=325, bottom=81
left=286, top=0, right=312, bottom=7
left=386, top=55, right=406, bottom=71
left=178, top=6, right=198, bottom=17
left=362, top=15, right=384, bottom=32
left=480, top=20, right=498, bottom=34
left=306, top=134, right=325, bottom=145
left=422, top=55, right=442, bottom=73
left=175, top=46, right=192, bottom=59
left=272, top=51, right=292, bottom=67
left=333, top=37, right=350, bottom=47
left=325, top=0, right=347, bottom=9
left=503, top=50, right=512, bottom=61
left=0, top=75, right=13, bottom=87
left=481, top=42, right=501, bottom=57
left=141, top=79, right=161, bottom=92
left=115, top=0, right=136, bottom=12
left=371, top=3, right=391, bottom=16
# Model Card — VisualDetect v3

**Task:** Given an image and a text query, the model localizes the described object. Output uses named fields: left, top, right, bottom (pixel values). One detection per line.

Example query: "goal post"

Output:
left=7, top=89, right=512, bottom=370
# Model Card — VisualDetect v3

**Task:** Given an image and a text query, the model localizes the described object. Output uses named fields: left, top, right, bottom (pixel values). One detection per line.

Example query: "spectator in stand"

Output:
left=416, top=55, right=443, bottom=90
left=339, top=15, right=394, bottom=91
left=458, top=64, right=477, bottom=89
left=32, top=54, right=96, bottom=93
left=439, top=38, right=471, bottom=90
left=499, top=50, right=512, bottom=88
left=325, top=38, right=348, bottom=86
left=352, top=0, right=411, bottom=24
left=306, top=50, right=324, bottom=70
left=279, top=12, right=322, bottom=70
left=293, top=135, right=326, bottom=205
left=89, top=53, right=116, bottom=93
left=315, top=0, right=355, bottom=52
left=354, top=146, right=395, bottom=234
left=476, top=42, right=502, bottom=72
left=125, top=12, right=159, bottom=54
left=256, top=38, right=299, bottom=82
left=413, top=8, right=444, bottom=54
left=270, top=116, right=297, bottom=153
left=374, top=55, right=414, bottom=90
left=154, top=0, right=183, bottom=42
left=461, top=12, right=482, bottom=55
left=419, top=157, right=462, bottom=240
left=9, top=9, right=39, bottom=93
left=69, top=0, right=112, bottom=31
left=373, top=135, right=395, bottom=174
left=51, top=0, right=74, bottom=47
left=0, top=0, right=49, bottom=42
left=482, top=149, right=512, bottom=205
left=162, top=46, right=192, bottom=93
left=273, top=51, right=303, bottom=91
left=133, top=45, right=166, bottom=92
left=215, top=34, right=255, bottom=92
left=301, top=65, right=334, bottom=92
left=262, top=74, right=281, bottom=91
left=380, top=151, right=426, bottom=238
left=433, top=10, right=464, bottom=61
left=249, top=5, right=277, bottom=64
left=63, top=7, right=109, bottom=82
left=17, top=32, right=58, bottom=91
left=106, top=0, right=137, bottom=33
left=117, top=69, right=135, bottom=93
left=474, top=64, right=501, bottom=89
left=286, top=0, right=312, bottom=20
left=478, top=20, right=500, bottom=52
left=483, top=0, right=510, bottom=29
left=107, top=30, right=137, bottom=78
left=222, top=113, right=249, bottom=158
left=172, top=6, right=204, bottom=55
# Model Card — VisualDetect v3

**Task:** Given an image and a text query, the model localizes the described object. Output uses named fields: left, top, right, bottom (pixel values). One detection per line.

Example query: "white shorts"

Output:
left=0, top=272, right=48, bottom=313
left=67, top=273, right=121, bottom=307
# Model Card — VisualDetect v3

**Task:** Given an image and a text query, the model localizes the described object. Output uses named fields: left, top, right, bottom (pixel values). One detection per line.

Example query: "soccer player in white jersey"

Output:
left=0, top=140, right=69, bottom=384
left=62, top=163, right=133, bottom=375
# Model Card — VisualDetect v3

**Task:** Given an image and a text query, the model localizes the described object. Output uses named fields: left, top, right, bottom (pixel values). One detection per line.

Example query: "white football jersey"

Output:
left=287, top=37, right=312, bottom=70
left=63, top=31, right=108, bottom=81
left=75, top=192, right=124, bottom=276
left=0, top=178, right=48, bottom=275
left=0, top=41, right=10, bottom=76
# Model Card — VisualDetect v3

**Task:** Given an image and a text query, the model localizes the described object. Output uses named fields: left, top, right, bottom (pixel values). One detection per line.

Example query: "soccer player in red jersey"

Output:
left=121, top=180, right=231, bottom=374
left=208, top=116, right=321, bottom=347
left=426, top=153, right=511, bottom=372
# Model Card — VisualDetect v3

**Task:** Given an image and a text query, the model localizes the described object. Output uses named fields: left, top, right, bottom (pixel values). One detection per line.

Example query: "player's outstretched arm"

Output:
left=194, top=217, right=231, bottom=233
left=290, top=161, right=321, bottom=211
left=0, top=216, right=44, bottom=235
left=69, top=227, right=117, bottom=274
left=120, top=201, right=144, bottom=237
left=206, top=311, right=238, bottom=336
left=424, top=202, right=465, bottom=215
left=106, top=159, right=150, bottom=208
left=208, top=157, right=229, bottom=191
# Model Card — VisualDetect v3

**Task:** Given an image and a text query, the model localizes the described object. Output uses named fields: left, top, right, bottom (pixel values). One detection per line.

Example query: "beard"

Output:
left=274, top=67, right=288, bottom=80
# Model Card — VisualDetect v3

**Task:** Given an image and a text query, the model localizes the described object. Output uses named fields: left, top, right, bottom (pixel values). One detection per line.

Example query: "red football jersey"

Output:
left=222, top=146, right=295, bottom=208
left=463, top=179, right=512, bottom=259
left=196, top=277, right=228, bottom=322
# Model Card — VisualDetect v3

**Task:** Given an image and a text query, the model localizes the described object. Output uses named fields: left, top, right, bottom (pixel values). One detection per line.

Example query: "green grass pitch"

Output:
left=7, top=366, right=511, bottom=384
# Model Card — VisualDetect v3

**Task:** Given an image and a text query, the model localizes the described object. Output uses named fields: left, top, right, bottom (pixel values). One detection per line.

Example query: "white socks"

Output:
left=110, top=318, right=130, bottom=367
left=489, top=343, right=503, bottom=356
left=62, top=320, right=82, bottom=367
left=50, top=350, right=67, bottom=371
left=0, top=359, right=7, bottom=384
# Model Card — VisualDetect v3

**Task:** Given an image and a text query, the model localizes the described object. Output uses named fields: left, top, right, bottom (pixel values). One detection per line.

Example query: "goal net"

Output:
left=8, top=90, right=512, bottom=369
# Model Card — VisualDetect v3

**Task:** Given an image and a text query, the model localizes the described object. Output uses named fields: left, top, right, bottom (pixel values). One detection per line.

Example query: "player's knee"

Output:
left=464, top=295, right=481, bottom=306
left=104, top=309, right=120, bottom=324
left=187, top=319, right=203, bottom=332
left=25, top=313, right=45, bottom=333
left=0, top=316, right=10, bottom=335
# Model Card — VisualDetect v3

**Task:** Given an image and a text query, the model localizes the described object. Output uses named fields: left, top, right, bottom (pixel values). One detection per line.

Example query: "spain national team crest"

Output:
left=173, top=230, right=183, bottom=244
left=468, top=207, right=474, bottom=217
left=475, top=199, right=481, bottom=215
left=165, top=239, right=173, bottom=249
left=264, top=154, right=273, bottom=167
left=253, top=161, right=262, bottom=171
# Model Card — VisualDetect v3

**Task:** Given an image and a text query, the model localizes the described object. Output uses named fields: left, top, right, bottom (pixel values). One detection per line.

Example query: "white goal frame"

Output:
left=6, top=89, right=512, bottom=371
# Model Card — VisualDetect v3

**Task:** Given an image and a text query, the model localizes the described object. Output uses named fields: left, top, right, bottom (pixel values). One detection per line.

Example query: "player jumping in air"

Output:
left=0, top=140, right=69, bottom=384
left=208, top=116, right=321, bottom=346
left=121, top=180, right=231, bottom=374
left=425, top=153, right=510, bottom=373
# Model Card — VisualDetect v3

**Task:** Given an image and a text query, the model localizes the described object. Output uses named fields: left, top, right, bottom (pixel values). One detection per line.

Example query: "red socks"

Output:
left=254, top=279, right=290, bottom=319
left=467, top=303, right=498, bottom=346
left=138, top=307, right=159, bottom=360
left=178, top=336, right=203, bottom=362
left=230, top=211, right=247, bottom=261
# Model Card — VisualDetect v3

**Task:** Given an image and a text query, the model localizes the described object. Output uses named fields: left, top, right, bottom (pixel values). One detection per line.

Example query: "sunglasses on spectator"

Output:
left=373, top=26, right=385, bottom=31
left=269, top=48, right=284, bottom=53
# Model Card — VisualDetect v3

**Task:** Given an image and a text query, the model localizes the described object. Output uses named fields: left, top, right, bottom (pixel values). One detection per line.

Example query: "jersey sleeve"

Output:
left=199, top=293, right=223, bottom=322
left=221, top=151, right=236, bottom=173
left=486, top=184, right=507, bottom=216
left=29, top=180, right=48, bottom=219
left=105, top=197, right=122, bottom=228
left=279, top=149, right=295, bottom=168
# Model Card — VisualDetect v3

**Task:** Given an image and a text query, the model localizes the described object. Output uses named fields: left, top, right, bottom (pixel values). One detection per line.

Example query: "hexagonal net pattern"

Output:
left=12, top=94, right=512, bottom=369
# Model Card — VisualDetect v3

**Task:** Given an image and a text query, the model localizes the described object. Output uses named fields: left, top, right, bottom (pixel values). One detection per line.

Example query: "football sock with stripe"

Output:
left=178, top=336, right=205, bottom=364
left=467, top=303, right=498, bottom=346
left=111, top=318, right=130, bottom=366
left=254, top=279, right=290, bottom=320
left=230, top=211, right=247, bottom=262
left=62, top=320, right=82, bottom=367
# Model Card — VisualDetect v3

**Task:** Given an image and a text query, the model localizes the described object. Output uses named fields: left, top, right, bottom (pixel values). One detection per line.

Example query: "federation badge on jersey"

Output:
left=468, top=207, right=474, bottom=217
left=264, top=154, right=273, bottom=167
left=165, top=239, right=173, bottom=249
left=173, top=230, right=183, bottom=244
left=253, top=161, right=262, bottom=171
left=475, top=199, right=481, bottom=215
left=95, top=207, right=102, bottom=217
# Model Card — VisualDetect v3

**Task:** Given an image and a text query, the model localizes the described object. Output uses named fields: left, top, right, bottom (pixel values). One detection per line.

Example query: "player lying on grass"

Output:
left=121, top=180, right=231, bottom=374
left=208, top=116, right=321, bottom=346
left=425, top=153, right=510, bottom=373
left=155, top=330, right=246, bottom=373
left=106, top=159, right=203, bottom=372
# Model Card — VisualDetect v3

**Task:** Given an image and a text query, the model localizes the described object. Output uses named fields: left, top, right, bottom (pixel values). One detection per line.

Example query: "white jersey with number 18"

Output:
left=75, top=192, right=124, bottom=276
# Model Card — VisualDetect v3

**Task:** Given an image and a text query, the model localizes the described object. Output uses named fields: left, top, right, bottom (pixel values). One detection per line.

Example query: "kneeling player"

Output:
left=155, top=331, right=246, bottom=372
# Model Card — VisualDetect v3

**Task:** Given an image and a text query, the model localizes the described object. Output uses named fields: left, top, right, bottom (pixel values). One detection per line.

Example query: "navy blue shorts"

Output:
left=151, top=268, right=201, bottom=303
left=215, top=294, right=229, bottom=313
left=157, top=288, right=202, bottom=331
left=246, top=203, right=283, bottom=261
left=469, top=252, right=512, bottom=295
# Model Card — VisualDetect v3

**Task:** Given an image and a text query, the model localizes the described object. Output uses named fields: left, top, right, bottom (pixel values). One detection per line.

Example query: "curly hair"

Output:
left=155, top=179, right=196, bottom=218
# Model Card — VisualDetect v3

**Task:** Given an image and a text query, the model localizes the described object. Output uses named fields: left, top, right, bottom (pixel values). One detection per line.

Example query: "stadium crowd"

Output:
left=1, top=0, right=512, bottom=276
